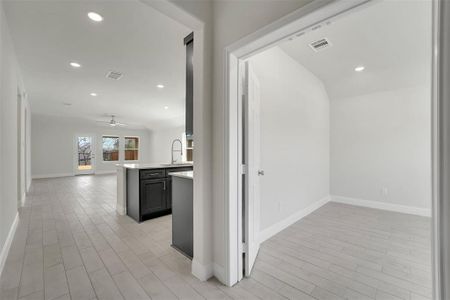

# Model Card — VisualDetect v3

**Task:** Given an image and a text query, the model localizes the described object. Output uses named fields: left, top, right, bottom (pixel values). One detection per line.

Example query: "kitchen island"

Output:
left=116, top=163, right=193, bottom=222
left=169, top=170, right=193, bottom=258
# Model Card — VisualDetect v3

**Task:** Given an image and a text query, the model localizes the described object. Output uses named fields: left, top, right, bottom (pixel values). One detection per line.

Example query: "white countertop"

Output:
left=117, top=162, right=193, bottom=169
left=168, top=171, right=193, bottom=180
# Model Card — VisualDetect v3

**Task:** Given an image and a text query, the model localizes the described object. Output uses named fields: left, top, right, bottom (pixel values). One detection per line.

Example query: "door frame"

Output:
left=224, top=0, right=443, bottom=296
left=73, top=134, right=96, bottom=175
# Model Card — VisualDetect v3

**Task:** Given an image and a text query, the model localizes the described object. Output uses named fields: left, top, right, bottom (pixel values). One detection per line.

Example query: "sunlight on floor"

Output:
left=78, top=165, right=92, bottom=170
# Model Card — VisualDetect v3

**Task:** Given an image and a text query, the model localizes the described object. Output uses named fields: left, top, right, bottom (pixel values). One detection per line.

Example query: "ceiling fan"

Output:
left=96, top=115, right=127, bottom=127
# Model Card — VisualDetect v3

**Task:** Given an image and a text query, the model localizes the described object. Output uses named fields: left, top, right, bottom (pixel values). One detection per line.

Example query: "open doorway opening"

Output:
left=229, top=0, right=436, bottom=298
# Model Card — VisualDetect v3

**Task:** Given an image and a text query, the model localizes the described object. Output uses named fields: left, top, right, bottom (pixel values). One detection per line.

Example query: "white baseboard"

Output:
left=0, top=213, right=19, bottom=277
left=331, top=195, right=431, bottom=217
left=191, top=259, right=213, bottom=281
left=213, top=263, right=226, bottom=285
left=116, top=204, right=126, bottom=216
left=258, top=195, right=330, bottom=243
left=95, top=170, right=117, bottom=175
left=32, top=173, right=73, bottom=179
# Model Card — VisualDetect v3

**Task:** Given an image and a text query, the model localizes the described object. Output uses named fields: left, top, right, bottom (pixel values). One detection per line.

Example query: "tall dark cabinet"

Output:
left=184, top=32, right=194, bottom=140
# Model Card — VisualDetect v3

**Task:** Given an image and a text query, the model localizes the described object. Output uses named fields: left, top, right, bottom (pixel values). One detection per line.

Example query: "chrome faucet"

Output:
left=171, top=139, right=183, bottom=164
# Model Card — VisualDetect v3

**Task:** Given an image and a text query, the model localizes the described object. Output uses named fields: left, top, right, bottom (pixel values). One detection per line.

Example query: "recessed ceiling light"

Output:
left=88, top=12, right=103, bottom=22
left=70, top=62, right=81, bottom=68
left=164, top=106, right=169, bottom=110
left=157, top=84, right=165, bottom=89
left=354, top=66, right=365, bottom=72
left=90, top=93, right=97, bottom=97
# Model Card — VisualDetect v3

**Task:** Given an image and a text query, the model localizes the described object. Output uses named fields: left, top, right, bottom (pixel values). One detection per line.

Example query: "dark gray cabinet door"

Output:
left=140, top=179, right=167, bottom=216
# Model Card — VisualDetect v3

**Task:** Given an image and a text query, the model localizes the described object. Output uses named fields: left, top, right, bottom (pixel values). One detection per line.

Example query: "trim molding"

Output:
left=191, top=259, right=213, bottom=281
left=32, top=173, right=73, bottom=179
left=0, top=213, right=19, bottom=277
left=213, top=263, right=226, bottom=284
left=331, top=195, right=431, bottom=217
left=258, top=196, right=330, bottom=243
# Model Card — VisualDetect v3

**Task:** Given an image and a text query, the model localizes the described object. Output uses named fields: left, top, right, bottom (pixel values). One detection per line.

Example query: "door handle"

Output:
left=163, top=181, right=166, bottom=190
left=258, top=170, right=265, bottom=176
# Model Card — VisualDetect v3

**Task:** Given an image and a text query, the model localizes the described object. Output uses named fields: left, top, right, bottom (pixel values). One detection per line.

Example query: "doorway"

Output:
left=225, top=0, right=440, bottom=296
left=74, top=135, right=95, bottom=175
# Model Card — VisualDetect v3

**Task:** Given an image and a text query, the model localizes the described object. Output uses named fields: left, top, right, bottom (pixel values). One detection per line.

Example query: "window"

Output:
left=182, top=132, right=193, bottom=162
left=186, top=139, right=193, bottom=162
left=102, top=136, right=119, bottom=161
left=125, top=136, right=139, bottom=161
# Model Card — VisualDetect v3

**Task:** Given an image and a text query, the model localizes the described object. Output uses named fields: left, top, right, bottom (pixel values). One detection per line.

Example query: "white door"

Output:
left=244, top=61, right=261, bottom=276
left=74, top=135, right=95, bottom=175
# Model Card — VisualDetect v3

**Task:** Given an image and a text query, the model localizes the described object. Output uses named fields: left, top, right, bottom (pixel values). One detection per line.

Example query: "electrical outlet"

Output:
left=381, top=187, right=389, bottom=198
left=277, top=202, right=281, bottom=212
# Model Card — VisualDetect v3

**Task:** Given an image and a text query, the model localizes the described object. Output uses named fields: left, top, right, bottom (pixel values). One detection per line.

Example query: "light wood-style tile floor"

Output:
left=0, top=175, right=432, bottom=300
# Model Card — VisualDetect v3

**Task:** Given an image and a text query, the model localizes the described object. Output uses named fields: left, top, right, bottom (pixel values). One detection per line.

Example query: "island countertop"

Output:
left=117, top=162, right=193, bottom=169
left=169, top=171, right=193, bottom=180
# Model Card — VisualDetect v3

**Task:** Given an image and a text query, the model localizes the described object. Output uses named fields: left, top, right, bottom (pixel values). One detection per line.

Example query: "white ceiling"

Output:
left=278, top=0, right=432, bottom=99
left=4, top=0, right=191, bottom=129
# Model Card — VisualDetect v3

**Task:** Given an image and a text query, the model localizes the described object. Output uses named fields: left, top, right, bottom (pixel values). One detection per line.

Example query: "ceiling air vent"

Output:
left=106, top=71, right=123, bottom=80
left=309, top=38, right=332, bottom=52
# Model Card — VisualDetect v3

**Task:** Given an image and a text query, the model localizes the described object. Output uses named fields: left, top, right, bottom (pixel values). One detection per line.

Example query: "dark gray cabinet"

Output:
left=126, top=166, right=193, bottom=223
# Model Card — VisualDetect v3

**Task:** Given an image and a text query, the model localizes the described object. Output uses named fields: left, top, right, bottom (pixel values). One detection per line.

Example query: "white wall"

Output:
left=0, top=1, right=25, bottom=273
left=330, top=85, right=431, bottom=212
left=31, top=114, right=152, bottom=178
left=250, top=47, right=330, bottom=232
left=149, top=126, right=185, bottom=163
